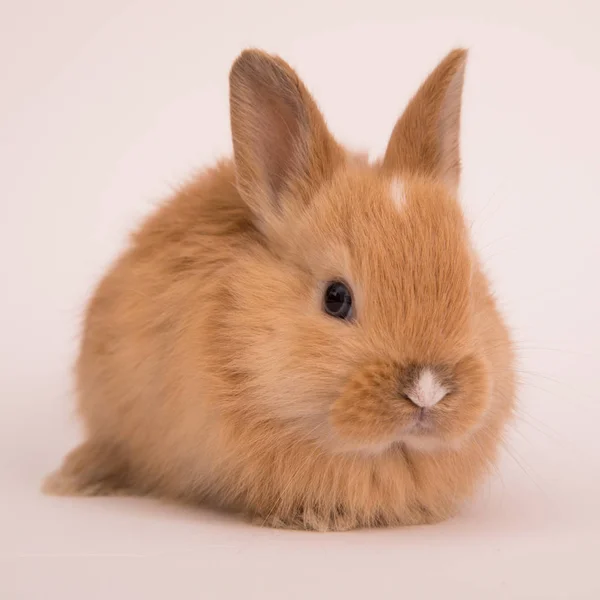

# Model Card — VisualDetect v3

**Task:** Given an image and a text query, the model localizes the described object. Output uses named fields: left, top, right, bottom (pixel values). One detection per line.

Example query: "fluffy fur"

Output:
left=44, top=48, right=515, bottom=531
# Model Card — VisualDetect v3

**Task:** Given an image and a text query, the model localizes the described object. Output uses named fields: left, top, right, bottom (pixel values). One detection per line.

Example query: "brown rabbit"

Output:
left=44, top=48, right=515, bottom=531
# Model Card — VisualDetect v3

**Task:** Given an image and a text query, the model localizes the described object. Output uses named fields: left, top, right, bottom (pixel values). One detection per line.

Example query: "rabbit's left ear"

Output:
left=229, top=50, right=343, bottom=232
left=382, top=49, right=468, bottom=195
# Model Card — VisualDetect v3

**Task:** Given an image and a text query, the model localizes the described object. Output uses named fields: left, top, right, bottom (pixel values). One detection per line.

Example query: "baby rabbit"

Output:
left=45, top=48, right=515, bottom=531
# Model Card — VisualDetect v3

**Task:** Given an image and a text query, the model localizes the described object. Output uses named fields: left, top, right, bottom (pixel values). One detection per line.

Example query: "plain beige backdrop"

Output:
left=1, top=1, right=599, bottom=598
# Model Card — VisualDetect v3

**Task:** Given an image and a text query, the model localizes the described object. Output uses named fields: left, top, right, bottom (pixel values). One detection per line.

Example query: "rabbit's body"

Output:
left=45, top=49, right=515, bottom=531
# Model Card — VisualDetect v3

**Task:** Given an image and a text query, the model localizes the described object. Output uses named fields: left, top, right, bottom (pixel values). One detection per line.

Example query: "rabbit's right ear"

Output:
left=229, top=50, right=342, bottom=231
left=382, top=49, right=468, bottom=195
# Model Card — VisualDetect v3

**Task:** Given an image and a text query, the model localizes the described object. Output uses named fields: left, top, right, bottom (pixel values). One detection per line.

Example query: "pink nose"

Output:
left=404, top=368, right=448, bottom=408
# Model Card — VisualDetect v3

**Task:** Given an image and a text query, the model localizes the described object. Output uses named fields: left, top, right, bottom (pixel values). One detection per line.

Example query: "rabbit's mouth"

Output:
left=407, top=407, right=436, bottom=432
left=327, top=354, right=491, bottom=455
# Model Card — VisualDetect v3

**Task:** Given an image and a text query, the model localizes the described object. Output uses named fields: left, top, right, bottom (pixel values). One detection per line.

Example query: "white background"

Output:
left=1, top=1, right=599, bottom=598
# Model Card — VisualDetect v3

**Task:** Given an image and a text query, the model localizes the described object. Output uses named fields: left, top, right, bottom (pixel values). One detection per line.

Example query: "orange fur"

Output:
left=44, top=48, right=515, bottom=531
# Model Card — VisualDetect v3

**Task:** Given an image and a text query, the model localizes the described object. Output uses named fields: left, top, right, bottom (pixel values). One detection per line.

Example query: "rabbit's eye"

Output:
left=323, top=281, right=353, bottom=320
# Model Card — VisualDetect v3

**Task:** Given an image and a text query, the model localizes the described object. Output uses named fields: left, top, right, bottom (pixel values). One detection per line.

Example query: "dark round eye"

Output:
left=323, top=281, right=353, bottom=320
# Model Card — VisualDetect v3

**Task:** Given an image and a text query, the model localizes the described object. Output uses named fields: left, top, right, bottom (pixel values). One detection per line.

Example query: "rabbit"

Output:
left=43, top=47, right=515, bottom=531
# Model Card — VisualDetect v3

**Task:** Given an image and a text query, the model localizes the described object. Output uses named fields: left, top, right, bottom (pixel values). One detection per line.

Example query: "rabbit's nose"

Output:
left=400, top=367, right=449, bottom=408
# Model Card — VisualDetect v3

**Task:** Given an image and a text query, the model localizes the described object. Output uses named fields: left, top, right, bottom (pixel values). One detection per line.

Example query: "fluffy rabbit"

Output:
left=44, top=48, right=515, bottom=531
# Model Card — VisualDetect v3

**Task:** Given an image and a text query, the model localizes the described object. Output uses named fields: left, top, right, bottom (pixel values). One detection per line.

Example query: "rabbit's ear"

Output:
left=382, top=49, right=468, bottom=195
left=229, top=50, right=342, bottom=229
